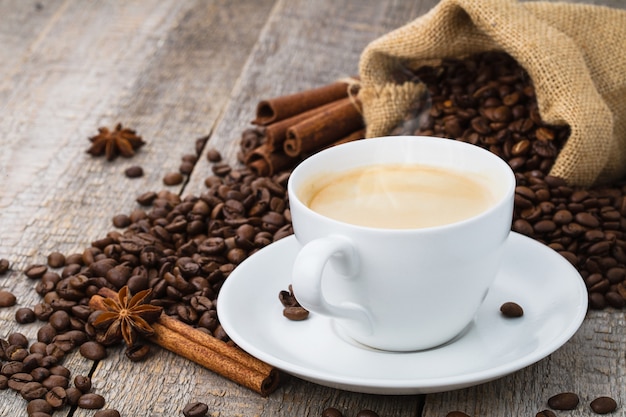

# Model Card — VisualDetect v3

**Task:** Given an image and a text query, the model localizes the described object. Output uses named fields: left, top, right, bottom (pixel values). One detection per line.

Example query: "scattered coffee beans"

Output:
left=590, top=396, right=618, bottom=414
left=548, top=392, right=580, bottom=410
left=500, top=301, right=524, bottom=318
left=279, top=285, right=309, bottom=320
left=183, top=401, right=209, bottom=417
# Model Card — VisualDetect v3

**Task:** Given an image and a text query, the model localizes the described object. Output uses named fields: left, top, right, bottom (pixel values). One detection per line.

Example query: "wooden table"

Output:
left=1, top=1, right=624, bottom=416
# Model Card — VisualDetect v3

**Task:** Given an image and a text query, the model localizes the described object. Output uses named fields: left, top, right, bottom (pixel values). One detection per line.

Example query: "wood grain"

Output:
left=1, top=0, right=624, bottom=416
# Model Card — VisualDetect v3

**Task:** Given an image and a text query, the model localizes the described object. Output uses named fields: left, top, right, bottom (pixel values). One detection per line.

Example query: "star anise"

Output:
left=86, top=123, right=145, bottom=160
left=93, top=286, right=162, bottom=347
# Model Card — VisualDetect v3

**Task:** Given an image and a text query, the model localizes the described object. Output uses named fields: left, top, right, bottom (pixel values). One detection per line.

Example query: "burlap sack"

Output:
left=358, top=0, right=626, bottom=187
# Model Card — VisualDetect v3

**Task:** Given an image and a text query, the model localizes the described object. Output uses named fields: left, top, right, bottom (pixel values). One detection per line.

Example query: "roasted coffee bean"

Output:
left=95, top=409, right=122, bottom=417
left=0, top=289, right=16, bottom=307
left=79, top=341, right=107, bottom=360
left=30, top=367, right=50, bottom=382
left=8, top=332, right=29, bottom=348
left=45, top=385, right=67, bottom=408
left=2, top=360, right=24, bottom=376
left=0, top=375, right=8, bottom=390
left=125, top=344, right=151, bottom=362
left=548, top=392, right=580, bottom=410
left=74, top=375, right=92, bottom=393
left=183, top=401, right=209, bottom=417
left=0, top=258, right=10, bottom=274
left=112, top=214, right=132, bottom=228
left=27, top=398, right=53, bottom=415
left=207, top=148, right=222, bottom=162
left=20, top=381, right=48, bottom=400
left=321, top=407, right=343, bottom=417
left=15, top=307, right=37, bottom=323
left=8, top=372, right=33, bottom=391
left=356, top=410, right=380, bottom=417
left=47, top=252, right=66, bottom=268
left=163, top=171, right=184, bottom=185
left=48, top=310, right=71, bottom=331
left=65, top=386, right=83, bottom=406
left=77, top=392, right=106, bottom=409
left=24, top=264, right=48, bottom=279
left=500, top=302, right=524, bottom=318
left=283, top=306, right=309, bottom=321
left=125, top=165, right=144, bottom=178
left=535, top=410, right=556, bottom=417
left=42, top=374, right=69, bottom=390
left=590, top=396, right=617, bottom=414
left=37, top=324, right=57, bottom=344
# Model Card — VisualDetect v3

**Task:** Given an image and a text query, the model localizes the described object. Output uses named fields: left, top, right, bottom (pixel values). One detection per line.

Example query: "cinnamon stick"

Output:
left=244, top=143, right=298, bottom=176
left=264, top=98, right=351, bottom=151
left=283, top=98, right=364, bottom=157
left=89, top=288, right=280, bottom=396
left=252, top=81, right=350, bottom=126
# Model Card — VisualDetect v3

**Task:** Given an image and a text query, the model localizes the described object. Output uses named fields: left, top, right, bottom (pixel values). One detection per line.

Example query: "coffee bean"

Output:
left=65, top=386, right=82, bottom=406
left=125, top=344, right=151, bottom=362
left=27, top=398, right=53, bottom=415
left=183, top=401, right=209, bottom=417
left=79, top=341, right=107, bottom=360
left=0, top=290, right=16, bottom=307
left=112, top=214, right=132, bottom=228
left=283, top=306, right=309, bottom=321
left=8, top=332, right=29, bottom=348
left=321, top=407, right=343, bottom=417
left=77, top=393, right=106, bottom=409
left=536, top=410, right=556, bottom=417
left=20, top=381, right=48, bottom=400
left=163, top=172, right=184, bottom=185
left=446, top=412, right=472, bottom=417
left=42, top=374, right=69, bottom=390
left=548, top=392, right=580, bottom=410
left=8, top=372, right=33, bottom=391
left=45, top=385, right=67, bottom=408
left=24, top=264, right=48, bottom=279
left=356, top=410, right=380, bottom=417
left=15, top=307, right=36, bottom=324
left=0, top=375, right=8, bottom=389
left=47, top=252, right=66, bottom=268
left=74, top=375, right=92, bottom=393
left=0, top=258, right=10, bottom=274
left=590, top=396, right=617, bottom=414
left=500, top=302, right=524, bottom=318
left=125, top=165, right=144, bottom=178
left=30, top=413, right=52, bottom=417
left=207, top=148, right=222, bottom=162
left=94, top=410, right=122, bottom=417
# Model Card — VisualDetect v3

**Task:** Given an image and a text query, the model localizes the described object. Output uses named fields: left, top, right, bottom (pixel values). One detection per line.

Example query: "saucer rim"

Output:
left=217, top=232, right=588, bottom=394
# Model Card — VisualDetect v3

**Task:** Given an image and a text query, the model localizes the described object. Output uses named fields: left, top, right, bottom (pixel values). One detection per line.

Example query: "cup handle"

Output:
left=292, top=235, right=373, bottom=335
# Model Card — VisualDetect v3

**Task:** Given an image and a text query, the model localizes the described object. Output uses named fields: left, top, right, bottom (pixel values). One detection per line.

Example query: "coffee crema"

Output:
left=302, top=163, right=496, bottom=229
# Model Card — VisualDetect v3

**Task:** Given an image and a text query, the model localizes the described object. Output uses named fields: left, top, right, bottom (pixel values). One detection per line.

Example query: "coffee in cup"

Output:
left=288, top=136, right=515, bottom=351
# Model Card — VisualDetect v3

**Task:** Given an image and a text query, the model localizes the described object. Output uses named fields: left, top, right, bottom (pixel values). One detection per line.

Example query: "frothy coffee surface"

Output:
left=304, top=164, right=495, bottom=229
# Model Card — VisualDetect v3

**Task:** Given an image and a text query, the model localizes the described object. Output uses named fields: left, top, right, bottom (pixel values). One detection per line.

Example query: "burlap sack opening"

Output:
left=358, top=0, right=626, bottom=187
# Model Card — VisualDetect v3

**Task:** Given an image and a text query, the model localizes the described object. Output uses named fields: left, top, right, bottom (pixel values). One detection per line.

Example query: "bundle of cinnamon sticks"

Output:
left=240, top=79, right=366, bottom=176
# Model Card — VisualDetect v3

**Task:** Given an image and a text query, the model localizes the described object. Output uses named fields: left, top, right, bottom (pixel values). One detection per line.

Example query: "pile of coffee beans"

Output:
left=391, top=51, right=626, bottom=310
left=2, top=148, right=294, bottom=414
left=0, top=331, right=114, bottom=416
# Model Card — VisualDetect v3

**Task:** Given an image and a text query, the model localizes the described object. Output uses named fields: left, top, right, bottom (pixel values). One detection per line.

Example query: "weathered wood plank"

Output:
left=423, top=311, right=625, bottom=417
left=0, top=0, right=275, bottom=415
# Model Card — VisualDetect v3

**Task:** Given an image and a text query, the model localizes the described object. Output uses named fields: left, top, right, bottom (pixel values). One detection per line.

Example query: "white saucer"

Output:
left=217, top=232, right=587, bottom=395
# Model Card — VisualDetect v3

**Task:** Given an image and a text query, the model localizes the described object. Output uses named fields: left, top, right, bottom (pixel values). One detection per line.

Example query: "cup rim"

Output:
left=287, top=135, right=516, bottom=233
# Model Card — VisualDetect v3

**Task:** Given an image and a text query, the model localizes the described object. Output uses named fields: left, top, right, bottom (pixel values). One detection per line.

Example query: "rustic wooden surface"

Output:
left=0, top=0, right=624, bottom=416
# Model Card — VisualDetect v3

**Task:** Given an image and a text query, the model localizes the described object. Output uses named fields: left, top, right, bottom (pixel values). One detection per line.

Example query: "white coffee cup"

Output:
left=288, top=136, right=515, bottom=351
